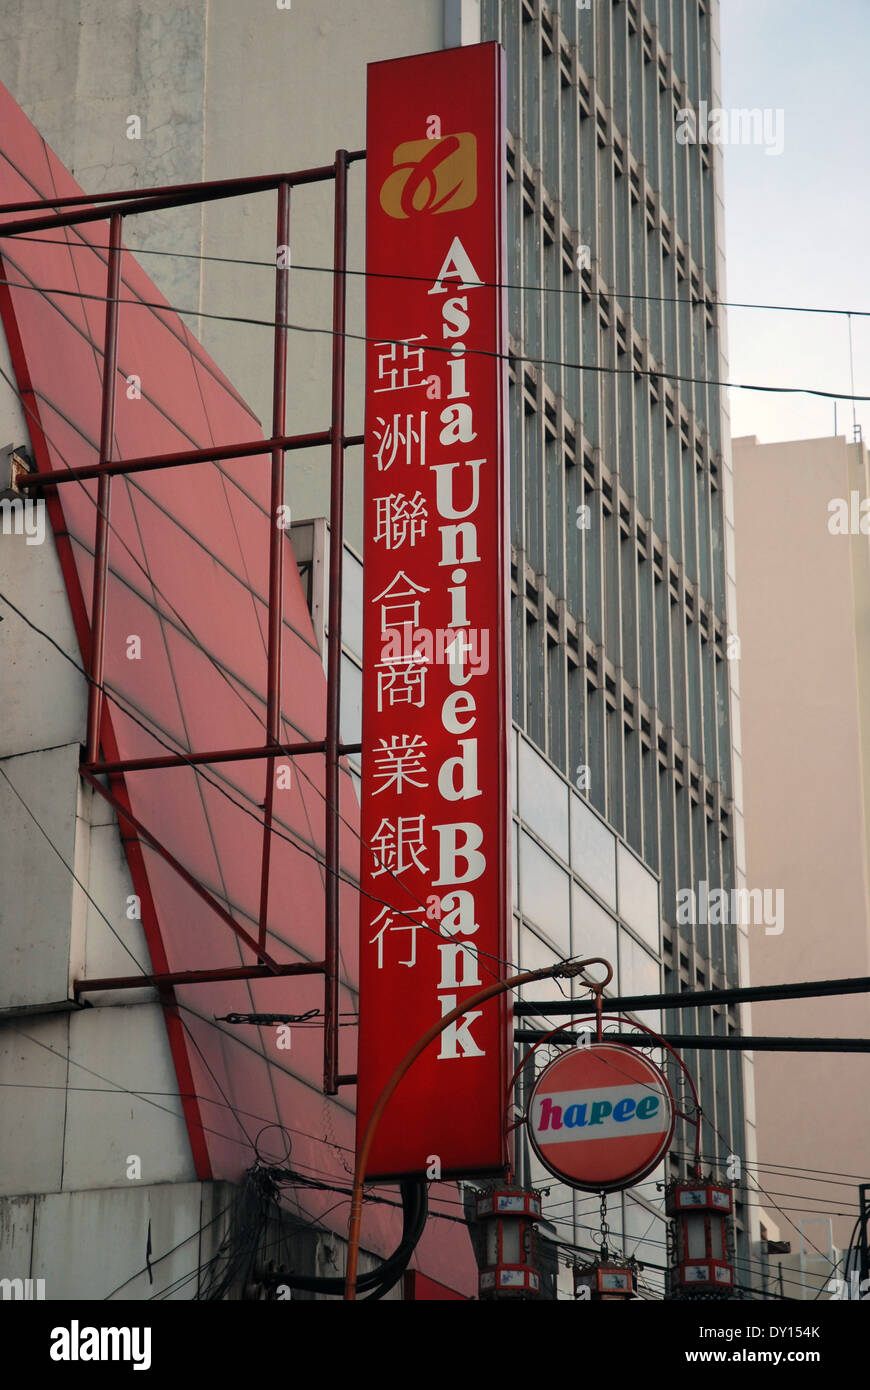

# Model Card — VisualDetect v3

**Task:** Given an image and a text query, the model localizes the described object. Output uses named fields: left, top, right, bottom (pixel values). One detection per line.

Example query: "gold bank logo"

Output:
left=379, top=133, right=478, bottom=219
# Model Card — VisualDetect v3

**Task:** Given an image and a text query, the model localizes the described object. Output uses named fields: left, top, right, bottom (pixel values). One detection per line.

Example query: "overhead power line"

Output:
left=671, top=1149, right=870, bottom=1187
left=515, top=974, right=870, bottom=1015
left=5, top=231, right=870, bottom=321
left=515, top=1028, right=870, bottom=1053
left=1, top=271, right=868, bottom=404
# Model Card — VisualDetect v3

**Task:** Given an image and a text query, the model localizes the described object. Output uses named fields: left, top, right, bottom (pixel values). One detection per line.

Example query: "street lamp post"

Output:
left=344, top=957, right=612, bottom=1300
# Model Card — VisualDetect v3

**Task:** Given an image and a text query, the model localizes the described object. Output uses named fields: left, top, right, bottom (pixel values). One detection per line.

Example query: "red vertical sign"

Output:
left=357, top=42, right=510, bottom=1178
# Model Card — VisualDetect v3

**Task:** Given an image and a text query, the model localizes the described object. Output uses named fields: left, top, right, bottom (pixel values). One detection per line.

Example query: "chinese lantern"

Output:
left=573, top=1260, right=638, bottom=1301
left=474, top=1188, right=543, bottom=1299
left=667, top=1181, right=734, bottom=1293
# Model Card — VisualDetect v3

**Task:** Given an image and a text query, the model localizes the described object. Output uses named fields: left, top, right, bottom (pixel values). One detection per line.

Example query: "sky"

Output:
left=719, top=0, right=870, bottom=444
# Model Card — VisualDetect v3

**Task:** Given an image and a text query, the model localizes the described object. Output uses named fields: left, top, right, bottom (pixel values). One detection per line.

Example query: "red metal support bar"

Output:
left=85, top=740, right=325, bottom=775
left=20, top=431, right=331, bottom=488
left=74, top=960, right=326, bottom=996
left=81, top=767, right=281, bottom=969
left=6, top=160, right=369, bottom=1014
left=257, top=181, right=291, bottom=961
left=0, top=154, right=367, bottom=238
left=0, top=155, right=366, bottom=218
left=267, top=182, right=290, bottom=747
left=81, top=738, right=362, bottom=775
left=323, top=150, right=349, bottom=1096
left=85, top=212, right=122, bottom=765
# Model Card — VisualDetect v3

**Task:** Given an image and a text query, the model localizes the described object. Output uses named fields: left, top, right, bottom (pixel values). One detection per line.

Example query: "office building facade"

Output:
left=477, top=0, right=754, bottom=1279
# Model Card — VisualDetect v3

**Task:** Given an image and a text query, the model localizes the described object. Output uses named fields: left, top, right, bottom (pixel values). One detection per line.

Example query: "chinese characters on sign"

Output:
left=357, top=43, right=510, bottom=1178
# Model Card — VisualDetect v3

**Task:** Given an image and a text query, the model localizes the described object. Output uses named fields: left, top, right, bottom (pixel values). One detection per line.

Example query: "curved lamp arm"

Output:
left=344, top=956, right=613, bottom=1300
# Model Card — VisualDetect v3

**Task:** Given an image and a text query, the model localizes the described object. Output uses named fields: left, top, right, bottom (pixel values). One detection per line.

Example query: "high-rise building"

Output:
left=0, top=0, right=752, bottom=1298
left=474, top=0, right=754, bottom=1283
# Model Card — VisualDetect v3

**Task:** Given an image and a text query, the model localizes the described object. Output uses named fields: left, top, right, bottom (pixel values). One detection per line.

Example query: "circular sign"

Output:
left=527, top=1043, right=675, bottom=1192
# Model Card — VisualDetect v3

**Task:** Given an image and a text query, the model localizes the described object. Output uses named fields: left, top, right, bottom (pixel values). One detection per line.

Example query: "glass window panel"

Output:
left=617, top=842, right=660, bottom=950
left=623, top=1190, right=662, bottom=1262
left=618, top=929, right=661, bottom=1001
left=528, top=1145, right=554, bottom=1191
left=571, top=883, right=617, bottom=980
left=570, top=794, right=617, bottom=907
left=340, top=547, right=364, bottom=660
left=501, top=1222, right=520, bottom=1264
left=340, top=654, right=361, bottom=745
left=520, top=834, right=570, bottom=954
left=518, top=923, right=561, bottom=1003
left=686, top=1213, right=707, bottom=1259
left=631, top=1008, right=663, bottom=1036
left=519, top=737, right=570, bottom=863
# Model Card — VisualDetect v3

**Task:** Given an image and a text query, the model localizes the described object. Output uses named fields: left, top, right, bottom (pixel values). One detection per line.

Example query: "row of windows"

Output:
left=483, top=0, right=747, bottom=1208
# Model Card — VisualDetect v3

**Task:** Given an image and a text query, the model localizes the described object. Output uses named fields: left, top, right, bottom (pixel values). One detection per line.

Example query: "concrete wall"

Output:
left=0, top=0, right=208, bottom=312
left=0, top=1181, right=234, bottom=1300
left=0, top=0, right=450, bottom=549
left=733, top=433, right=870, bottom=1249
left=196, top=0, right=444, bottom=547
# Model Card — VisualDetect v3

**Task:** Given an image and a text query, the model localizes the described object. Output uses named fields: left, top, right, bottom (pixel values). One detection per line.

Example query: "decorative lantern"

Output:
left=667, top=1180, right=734, bottom=1293
left=474, top=1187, right=543, bottom=1299
left=573, top=1260, right=638, bottom=1301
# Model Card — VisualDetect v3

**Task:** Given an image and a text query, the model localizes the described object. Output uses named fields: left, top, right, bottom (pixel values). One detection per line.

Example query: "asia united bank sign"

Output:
left=357, top=43, right=511, bottom=1178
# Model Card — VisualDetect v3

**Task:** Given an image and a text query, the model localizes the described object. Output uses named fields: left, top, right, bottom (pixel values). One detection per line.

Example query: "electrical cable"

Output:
left=0, top=286, right=750, bottom=1001
left=3, top=772, right=844, bottom=1278
left=703, top=1114, right=838, bottom=1277
left=553, top=1236, right=798, bottom=1301
left=7, top=231, right=870, bottom=322
left=0, top=761, right=148, bottom=975
left=8, top=1023, right=271, bottom=1156
left=248, top=1166, right=428, bottom=1299
left=9, top=176, right=844, bottom=1304
left=544, top=1198, right=844, bottom=1288
left=1, top=298, right=856, bottom=1295
left=1, top=272, right=868, bottom=403
left=0, top=584, right=520, bottom=984
left=0, top=582, right=531, bottom=984
left=550, top=1214, right=822, bottom=1297
left=101, top=1199, right=234, bottom=1300
left=670, top=1149, right=870, bottom=1186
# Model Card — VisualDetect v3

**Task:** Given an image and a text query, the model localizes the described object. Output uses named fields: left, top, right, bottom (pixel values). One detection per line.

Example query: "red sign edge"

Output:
left=356, top=42, right=513, bottom=1183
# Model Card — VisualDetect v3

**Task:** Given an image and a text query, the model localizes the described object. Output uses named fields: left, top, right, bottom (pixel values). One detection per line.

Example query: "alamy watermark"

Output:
left=0, top=495, right=45, bottom=545
left=676, top=101, right=785, bottom=157
left=828, top=492, right=870, bottom=534
left=0, top=1277, right=45, bottom=1300
left=50, top=1322, right=151, bottom=1371
left=380, top=625, right=489, bottom=677
left=676, top=881, right=784, bottom=935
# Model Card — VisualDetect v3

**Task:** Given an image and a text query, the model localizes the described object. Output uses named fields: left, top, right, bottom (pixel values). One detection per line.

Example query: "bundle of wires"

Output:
left=216, top=1165, right=428, bottom=1301
left=198, top=1165, right=277, bottom=1301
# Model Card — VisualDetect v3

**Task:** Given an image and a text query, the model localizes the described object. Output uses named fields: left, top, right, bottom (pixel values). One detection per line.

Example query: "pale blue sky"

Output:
left=720, top=0, right=870, bottom=443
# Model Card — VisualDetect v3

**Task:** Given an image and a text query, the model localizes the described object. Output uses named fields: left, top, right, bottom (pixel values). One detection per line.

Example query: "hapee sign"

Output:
left=356, top=43, right=510, bottom=1179
left=528, top=1045, right=675, bottom=1192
